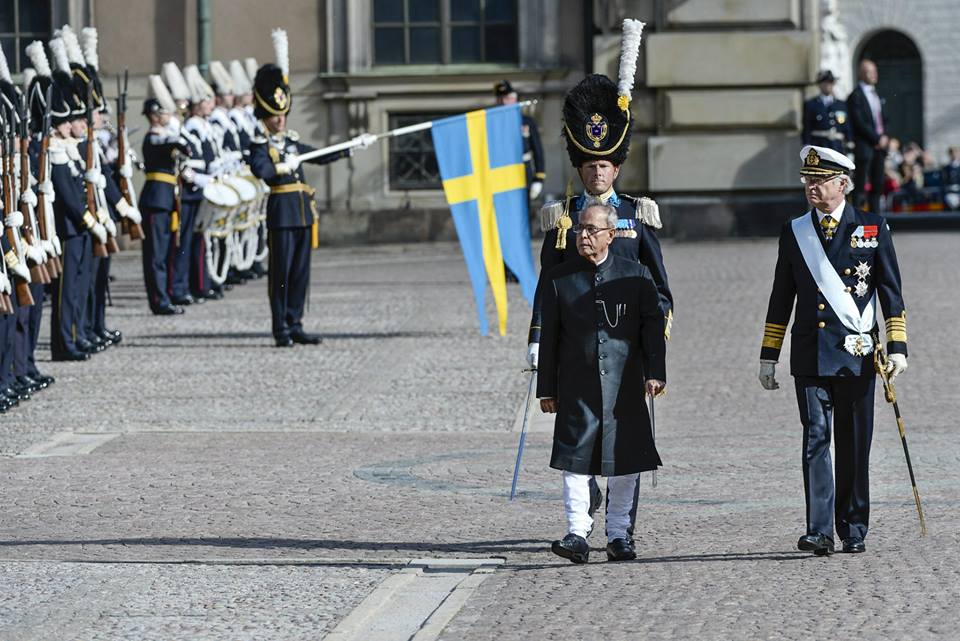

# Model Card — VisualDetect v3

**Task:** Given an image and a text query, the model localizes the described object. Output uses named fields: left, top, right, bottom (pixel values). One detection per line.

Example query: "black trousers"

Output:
left=854, top=148, right=887, bottom=213
left=795, top=375, right=876, bottom=542
left=14, top=281, right=43, bottom=377
left=0, top=293, right=17, bottom=388
left=86, top=254, right=110, bottom=335
left=142, top=209, right=174, bottom=312
left=267, top=227, right=311, bottom=339
left=190, top=230, right=212, bottom=298
left=169, top=200, right=199, bottom=300
left=51, top=234, right=92, bottom=357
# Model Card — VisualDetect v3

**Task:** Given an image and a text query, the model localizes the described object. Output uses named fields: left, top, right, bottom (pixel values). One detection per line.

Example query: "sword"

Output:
left=874, top=345, right=927, bottom=536
left=649, top=393, right=657, bottom=488
left=509, top=367, right=537, bottom=501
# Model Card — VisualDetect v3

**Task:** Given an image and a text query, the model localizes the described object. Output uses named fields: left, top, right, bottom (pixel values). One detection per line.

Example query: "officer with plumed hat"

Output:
left=759, top=144, right=910, bottom=556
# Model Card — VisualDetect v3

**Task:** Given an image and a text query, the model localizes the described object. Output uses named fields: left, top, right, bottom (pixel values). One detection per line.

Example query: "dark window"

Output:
left=0, top=0, right=51, bottom=73
left=373, top=0, right=517, bottom=66
left=388, top=112, right=454, bottom=191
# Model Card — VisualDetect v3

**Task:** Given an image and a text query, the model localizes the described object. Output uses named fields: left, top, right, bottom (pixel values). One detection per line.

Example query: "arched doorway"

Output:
left=857, top=30, right=923, bottom=147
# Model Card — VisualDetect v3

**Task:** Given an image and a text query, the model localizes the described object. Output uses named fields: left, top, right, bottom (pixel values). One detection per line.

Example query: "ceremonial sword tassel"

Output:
left=874, top=346, right=927, bottom=537
left=509, top=367, right=537, bottom=501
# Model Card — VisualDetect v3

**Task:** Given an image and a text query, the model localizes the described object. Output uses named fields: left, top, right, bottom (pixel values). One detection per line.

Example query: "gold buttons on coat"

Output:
left=818, top=321, right=826, bottom=329
left=844, top=268, right=851, bottom=275
left=818, top=303, right=825, bottom=310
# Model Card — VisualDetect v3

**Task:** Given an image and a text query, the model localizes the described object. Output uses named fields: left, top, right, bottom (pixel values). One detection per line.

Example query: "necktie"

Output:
left=820, top=216, right=839, bottom=241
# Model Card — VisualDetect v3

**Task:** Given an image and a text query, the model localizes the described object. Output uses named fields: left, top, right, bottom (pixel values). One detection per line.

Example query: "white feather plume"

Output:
left=148, top=74, right=178, bottom=115
left=617, top=19, right=645, bottom=105
left=49, top=38, right=71, bottom=73
left=0, top=43, right=11, bottom=83
left=162, top=62, right=190, bottom=102
left=271, top=29, right=289, bottom=77
left=25, top=41, right=52, bottom=77
left=229, top=60, right=251, bottom=94
left=244, top=58, right=259, bottom=83
left=81, top=27, right=100, bottom=70
left=22, top=68, right=36, bottom=92
left=208, top=60, right=233, bottom=95
left=184, top=64, right=214, bottom=103
left=59, top=25, right=86, bottom=67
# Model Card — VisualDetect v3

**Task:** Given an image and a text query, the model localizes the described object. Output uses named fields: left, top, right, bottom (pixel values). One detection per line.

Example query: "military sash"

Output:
left=792, top=213, right=878, bottom=356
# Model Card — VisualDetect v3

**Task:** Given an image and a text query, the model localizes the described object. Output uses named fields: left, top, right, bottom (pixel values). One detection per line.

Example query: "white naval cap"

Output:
left=799, top=144, right=855, bottom=176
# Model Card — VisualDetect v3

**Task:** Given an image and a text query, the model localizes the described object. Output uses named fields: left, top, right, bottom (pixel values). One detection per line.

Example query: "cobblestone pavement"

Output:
left=0, top=232, right=958, bottom=639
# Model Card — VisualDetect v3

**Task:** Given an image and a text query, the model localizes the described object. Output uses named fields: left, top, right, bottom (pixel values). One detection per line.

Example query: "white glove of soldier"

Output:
left=42, top=239, right=56, bottom=257
left=52, top=235, right=62, bottom=256
left=527, top=342, right=539, bottom=368
left=84, top=168, right=101, bottom=186
left=39, top=180, right=55, bottom=199
left=10, top=259, right=30, bottom=282
left=0, top=271, right=9, bottom=294
left=119, top=161, right=134, bottom=179
left=529, top=180, right=543, bottom=200
left=284, top=152, right=301, bottom=172
left=103, top=216, right=118, bottom=238
left=116, top=199, right=143, bottom=225
left=759, top=360, right=779, bottom=390
left=355, top=133, right=378, bottom=150
left=27, top=243, right=46, bottom=266
left=208, top=157, right=224, bottom=177
left=90, top=222, right=108, bottom=245
left=886, top=353, right=908, bottom=382
left=20, top=189, right=38, bottom=208
left=4, top=211, right=24, bottom=228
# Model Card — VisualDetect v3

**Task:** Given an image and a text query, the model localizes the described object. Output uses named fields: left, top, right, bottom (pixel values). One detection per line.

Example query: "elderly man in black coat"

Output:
left=538, top=201, right=666, bottom=564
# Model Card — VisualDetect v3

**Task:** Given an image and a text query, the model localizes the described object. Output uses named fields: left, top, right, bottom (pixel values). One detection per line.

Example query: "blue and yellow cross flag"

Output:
left=431, top=104, right=538, bottom=336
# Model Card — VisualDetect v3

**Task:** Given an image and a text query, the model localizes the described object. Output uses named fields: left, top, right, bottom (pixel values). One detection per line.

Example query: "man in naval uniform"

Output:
left=802, top=70, right=852, bottom=155
left=527, top=73, right=673, bottom=542
left=759, top=145, right=909, bottom=556
left=247, top=29, right=373, bottom=347
left=538, top=200, right=665, bottom=563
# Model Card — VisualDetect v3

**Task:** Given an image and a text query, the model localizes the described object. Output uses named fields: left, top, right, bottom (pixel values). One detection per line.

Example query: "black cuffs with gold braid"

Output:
left=761, top=322, right=787, bottom=358
left=885, top=311, right=908, bottom=355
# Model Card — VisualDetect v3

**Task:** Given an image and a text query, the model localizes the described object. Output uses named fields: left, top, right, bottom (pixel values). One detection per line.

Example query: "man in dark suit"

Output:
left=847, top=60, right=889, bottom=213
left=538, top=201, right=666, bottom=564
left=759, top=145, right=909, bottom=556
left=802, top=70, right=852, bottom=155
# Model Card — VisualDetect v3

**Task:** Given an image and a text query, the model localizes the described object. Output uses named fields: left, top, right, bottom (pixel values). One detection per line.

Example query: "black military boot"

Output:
left=606, top=538, right=637, bottom=562
left=551, top=533, right=590, bottom=564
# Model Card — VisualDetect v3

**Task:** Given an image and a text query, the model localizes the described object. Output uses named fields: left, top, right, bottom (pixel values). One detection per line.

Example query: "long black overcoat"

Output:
left=537, top=254, right=666, bottom=476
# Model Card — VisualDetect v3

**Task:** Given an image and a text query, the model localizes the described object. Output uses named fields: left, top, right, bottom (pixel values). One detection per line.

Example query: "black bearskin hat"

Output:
left=253, top=63, right=290, bottom=119
left=561, top=74, right=632, bottom=168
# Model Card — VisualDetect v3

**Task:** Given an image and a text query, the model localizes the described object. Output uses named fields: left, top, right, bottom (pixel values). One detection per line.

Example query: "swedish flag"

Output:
left=431, top=104, right=538, bottom=336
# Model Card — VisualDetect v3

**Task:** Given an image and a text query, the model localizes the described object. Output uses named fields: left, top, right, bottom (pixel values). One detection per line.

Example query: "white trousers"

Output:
left=562, top=471, right=639, bottom=542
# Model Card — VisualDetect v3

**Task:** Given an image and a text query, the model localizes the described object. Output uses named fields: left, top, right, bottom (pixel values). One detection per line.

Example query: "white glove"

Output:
left=208, top=158, right=224, bottom=176
left=185, top=171, right=211, bottom=188
left=104, top=216, right=118, bottom=238
left=10, top=260, right=30, bottom=282
left=98, top=174, right=107, bottom=189
left=27, top=244, right=46, bottom=265
left=20, top=189, right=38, bottom=208
left=52, top=235, right=62, bottom=256
left=42, top=239, right=56, bottom=257
left=527, top=342, right=539, bottom=368
left=91, top=222, right=108, bottom=245
left=118, top=202, right=143, bottom=224
left=355, top=133, right=378, bottom=149
left=886, top=353, right=908, bottom=382
left=4, top=211, right=24, bottom=228
left=119, top=161, right=134, bottom=179
left=84, top=168, right=102, bottom=186
left=39, top=180, right=55, bottom=197
left=0, top=271, right=8, bottom=294
left=284, top=153, right=301, bottom=172
left=759, top=360, right=779, bottom=390
left=529, top=180, right=543, bottom=200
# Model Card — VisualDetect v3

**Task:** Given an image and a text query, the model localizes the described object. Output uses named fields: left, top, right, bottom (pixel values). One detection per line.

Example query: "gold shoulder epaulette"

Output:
left=622, top=194, right=662, bottom=230
left=251, top=134, right=268, bottom=145
left=539, top=200, right=565, bottom=232
left=285, top=129, right=300, bottom=142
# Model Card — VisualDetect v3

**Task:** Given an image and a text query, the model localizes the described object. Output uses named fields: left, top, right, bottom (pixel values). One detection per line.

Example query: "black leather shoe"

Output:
left=76, top=339, right=95, bottom=353
left=275, top=336, right=294, bottom=347
left=606, top=538, right=637, bottom=561
left=155, top=305, right=185, bottom=316
left=30, top=373, right=55, bottom=388
left=100, top=329, right=122, bottom=344
left=0, top=397, right=8, bottom=413
left=290, top=331, right=322, bottom=345
left=88, top=337, right=107, bottom=352
left=16, top=376, right=41, bottom=394
left=551, top=533, right=590, bottom=564
left=2, top=386, right=26, bottom=403
left=205, top=289, right=224, bottom=300
left=797, top=533, right=834, bottom=556
left=171, top=294, right=195, bottom=306
left=51, top=351, right=89, bottom=362
left=842, top=537, right=866, bottom=553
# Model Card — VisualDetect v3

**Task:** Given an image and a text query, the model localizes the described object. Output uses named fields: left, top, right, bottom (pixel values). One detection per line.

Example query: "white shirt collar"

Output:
left=859, top=81, right=876, bottom=93
left=816, top=200, right=846, bottom=223
left=595, top=250, right=610, bottom=267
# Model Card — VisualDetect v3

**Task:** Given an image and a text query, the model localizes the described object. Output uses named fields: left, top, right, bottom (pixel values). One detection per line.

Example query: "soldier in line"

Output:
left=527, top=72, right=673, bottom=552
left=802, top=70, right=853, bottom=156
left=494, top=79, right=545, bottom=203
left=248, top=29, right=373, bottom=347
left=759, top=145, right=909, bottom=555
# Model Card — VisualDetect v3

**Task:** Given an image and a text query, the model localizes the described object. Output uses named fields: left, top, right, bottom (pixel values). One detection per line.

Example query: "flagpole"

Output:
left=296, top=100, right=538, bottom=164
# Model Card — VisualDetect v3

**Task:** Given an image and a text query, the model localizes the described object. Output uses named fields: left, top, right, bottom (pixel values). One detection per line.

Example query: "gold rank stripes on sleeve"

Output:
left=885, top=311, right=907, bottom=343
left=762, top=322, right=787, bottom=350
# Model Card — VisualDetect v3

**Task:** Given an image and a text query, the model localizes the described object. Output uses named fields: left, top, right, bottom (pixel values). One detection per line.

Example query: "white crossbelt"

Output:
left=792, top=213, right=878, bottom=356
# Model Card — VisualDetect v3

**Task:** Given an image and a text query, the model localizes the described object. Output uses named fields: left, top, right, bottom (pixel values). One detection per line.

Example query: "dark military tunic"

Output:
left=521, top=114, right=545, bottom=184
left=802, top=95, right=852, bottom=155
left=529, top=192, right=672, bottom=344
left=538, top=254, right=665, bottom=476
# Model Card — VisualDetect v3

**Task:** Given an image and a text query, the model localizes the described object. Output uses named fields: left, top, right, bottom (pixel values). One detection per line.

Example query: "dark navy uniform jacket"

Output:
left=537, top=255, right=665, bottom=476
left=521, top=115, right=545, bottom=183
left=248, top=132, right=350, bottom=230
left=139, top=128, right=192, bottom=213
left=802, top=95, right=852, bottom=154
left=181, top=120, right=217, bottom=204
left=761, top=203, right=907, bottom=378
left=529, top=192, right=672, bottom=344
left=48, top=141, right=88, bottom=240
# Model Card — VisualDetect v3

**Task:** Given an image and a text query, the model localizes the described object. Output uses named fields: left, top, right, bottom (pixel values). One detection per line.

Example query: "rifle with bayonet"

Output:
left=15, top=92, right=51, bottom=284
left=115, top=70, right=144, bottom=241
left=84, top=83, right=110, bottom=257
left=0, top=105, right=34, bottom=306
left=35, top=84, right=62, bottom=276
